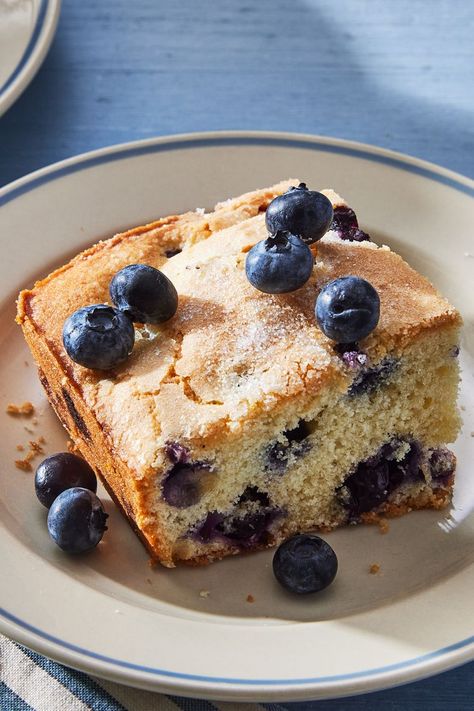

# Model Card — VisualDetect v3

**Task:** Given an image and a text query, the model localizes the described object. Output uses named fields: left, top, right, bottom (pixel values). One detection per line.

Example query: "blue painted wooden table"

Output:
left=1, top=1, right=473, bottom=709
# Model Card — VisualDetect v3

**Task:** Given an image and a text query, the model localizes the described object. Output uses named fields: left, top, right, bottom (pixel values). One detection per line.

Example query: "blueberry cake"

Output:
left=17, top=180, right=461, bottom=567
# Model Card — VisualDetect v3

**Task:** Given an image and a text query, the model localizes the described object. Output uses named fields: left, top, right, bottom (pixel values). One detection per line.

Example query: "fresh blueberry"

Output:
left=245, top=231, right=313, bottom=294
left=265, top=183, right=334, bottom=245
left=110, top=264, right=178, bottom=324
left=315, top=275, right=380, bottom=343
left=35, top=453, right=97, bottom=508
left=162, top=462, right=212, bottom=508
left=331, top=205, right=370, bottom=242
left=273, top=534, right=338, bottom=594
left=47, top=487, right=108, bottom=553
left=63, top=304, right=135, bottom=370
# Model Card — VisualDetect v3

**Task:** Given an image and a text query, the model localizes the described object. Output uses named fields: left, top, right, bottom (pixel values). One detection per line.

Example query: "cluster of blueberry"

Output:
left=63, top=264, right=178, bottom=370
left=246, top=183, right=380, bottom=344
left=34, top=452, right=107, bottom=553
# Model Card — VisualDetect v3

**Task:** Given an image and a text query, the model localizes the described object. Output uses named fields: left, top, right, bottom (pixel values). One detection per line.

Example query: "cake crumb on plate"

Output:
left=6, top=401, right=35, bottom=417
left=246, top=594, right=255, bottom=603
left=378, top=519, right=390, bottom=534
left=14, top=458, right=32, bottom=471
left=29, top=440, right=44, bottom=454
left=14, top=437, right=47, bottom=471
left=369, top=563, right=381, bottom=575
left=199, top=590, right=210, bottom=598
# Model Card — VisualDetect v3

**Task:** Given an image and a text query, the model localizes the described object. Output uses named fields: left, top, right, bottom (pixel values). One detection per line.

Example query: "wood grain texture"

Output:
left=0, top=0, right=473, bottom=707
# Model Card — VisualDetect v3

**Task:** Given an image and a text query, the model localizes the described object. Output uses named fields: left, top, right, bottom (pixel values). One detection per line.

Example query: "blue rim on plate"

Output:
left=1, top=606, right=473, bottom=687
left=1, top=132, right=473, bottom=694
left=0, top=0, right=61, bottom=116
left=0, top=135, right=473, bottom=206
left=0, top=0, right=48, bottom=96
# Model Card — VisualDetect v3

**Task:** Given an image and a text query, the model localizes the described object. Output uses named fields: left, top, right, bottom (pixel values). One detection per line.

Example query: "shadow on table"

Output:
left=0, top=0, right=473, bottom=186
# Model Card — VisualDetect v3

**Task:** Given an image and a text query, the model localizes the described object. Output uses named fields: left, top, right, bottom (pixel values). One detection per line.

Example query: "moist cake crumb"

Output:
left=199, top=589, right=210, bottom=598
left=6, top=401, right=35, bottom=416
left=246, top=594, right=255, bottom=603
left=369, top=563, right=381, bottom=574
left=16, top=444, right=24, bottom=451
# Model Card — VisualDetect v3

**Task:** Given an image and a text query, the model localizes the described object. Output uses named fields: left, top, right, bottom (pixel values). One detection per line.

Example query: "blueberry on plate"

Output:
left=265, top=183, right=334, bottom=245
left=315, top=275, right=380, bottom=343
left=110, top=263, right=178, bottom=324
left=273, top=533, right=338, bottom=594
left=63, top=304, right=135, bottom=370
left=245, top=231, right=313, bottom=294
left=35, top=452, right=97, bottom=508
left=47, top=487, right=108, bottom=553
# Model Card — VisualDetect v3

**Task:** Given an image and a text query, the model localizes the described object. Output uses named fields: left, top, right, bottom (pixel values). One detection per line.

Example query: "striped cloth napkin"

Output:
left=0, top=634, right=284, bottom=711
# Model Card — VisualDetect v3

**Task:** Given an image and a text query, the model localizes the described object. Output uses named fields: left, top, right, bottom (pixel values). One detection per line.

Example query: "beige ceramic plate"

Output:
left=0, top=0, right=61, bottom=116
left=0, top=132, right=473, bottom=702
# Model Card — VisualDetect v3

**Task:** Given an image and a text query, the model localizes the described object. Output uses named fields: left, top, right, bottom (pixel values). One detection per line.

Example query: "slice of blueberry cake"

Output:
left=17, top=181, right=461, bottom=567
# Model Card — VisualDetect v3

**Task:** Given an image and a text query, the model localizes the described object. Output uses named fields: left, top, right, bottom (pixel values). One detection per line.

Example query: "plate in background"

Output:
left=0, top=0, right=61, bottom=116
left=0, top=132, right=473, bottom=701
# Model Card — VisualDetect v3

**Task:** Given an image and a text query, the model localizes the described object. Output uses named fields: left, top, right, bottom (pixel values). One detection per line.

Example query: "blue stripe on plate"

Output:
left=2, top=606, right=474, bottom=686
left=167, top=695, right=219, bottom=711
left=0, top=136, right=473, bottom=210
left=0, top=0, right=49, bottom=98
left=16, top=643, right=127, bottom=711
left=0, top=682, right=35, bottom=711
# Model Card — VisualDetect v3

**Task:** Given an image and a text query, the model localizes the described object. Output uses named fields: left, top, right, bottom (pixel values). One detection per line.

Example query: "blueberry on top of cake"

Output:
left=17, top=180, right=461, bottom=567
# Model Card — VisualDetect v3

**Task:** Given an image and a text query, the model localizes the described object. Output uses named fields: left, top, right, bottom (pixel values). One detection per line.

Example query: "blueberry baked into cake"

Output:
left=17, top=180, right=461, bottom=567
